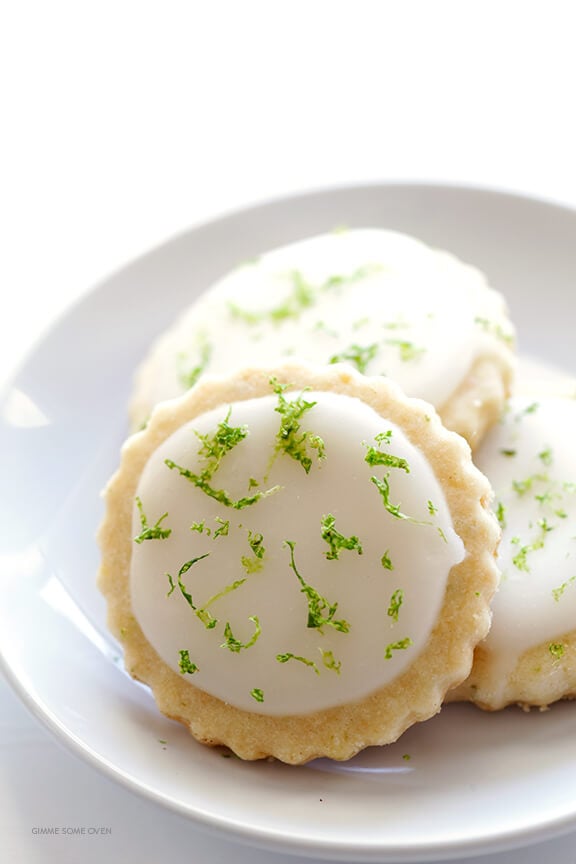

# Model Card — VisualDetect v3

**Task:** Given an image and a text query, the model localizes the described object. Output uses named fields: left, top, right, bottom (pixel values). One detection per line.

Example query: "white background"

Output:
left=2, top=2, right=576, bottom=862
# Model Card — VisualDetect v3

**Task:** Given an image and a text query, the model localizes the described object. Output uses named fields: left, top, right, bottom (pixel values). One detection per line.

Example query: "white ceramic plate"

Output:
left=1, top=184, right=576, bottom=864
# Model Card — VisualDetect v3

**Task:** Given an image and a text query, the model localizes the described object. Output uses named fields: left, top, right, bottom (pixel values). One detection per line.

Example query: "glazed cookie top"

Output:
left=100, top=364, right=499, bottom=761
left=474, top=396, right=576, bottom=697
left=130, top=384, right=465, bottom=716
left=129, top=228, right=514, bottom=432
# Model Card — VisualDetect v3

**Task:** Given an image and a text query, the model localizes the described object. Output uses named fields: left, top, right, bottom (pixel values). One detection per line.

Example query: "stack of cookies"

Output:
left=98, top=228, right=576, bottom=763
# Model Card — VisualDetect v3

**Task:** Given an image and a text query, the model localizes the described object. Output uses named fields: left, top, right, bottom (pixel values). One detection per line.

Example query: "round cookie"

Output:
left=100, top=364, right=498, bottom=763
left=129, top=228, right=515, bottom=448
left=449, top=394, right=576, bottom=710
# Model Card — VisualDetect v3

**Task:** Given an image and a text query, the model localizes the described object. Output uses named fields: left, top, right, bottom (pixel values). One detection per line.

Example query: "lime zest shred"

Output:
left=371, top=473, right=431, bottom=526
left=213, top=517, right=230, bottom=538
left=511, top=473, right=549, bottom=497
left=320, top=649, right=342, bottom=674
left=384, top=637, right=413, bottom=659
left=221, top=616, right=262, bottom=653
left=177, top=340, right=212, bottom=389
left=364, top=431, right=410, bottom=473
left=552, top=575, right=576, bottom=602
left=241, top=529, right=266, bottom=574
left=194, top=408, right=248, bottom=478
left=329, top=342, right=379, bottom=374
left=166, top=554, right=217, bottom=629
left=134, top=496, right=172, bottom=544
left=228, top=269, right=315, bottom=325
left=381, top=550, right=394, bottom=570
left=202, top=578, right=247, bottom=611
left=384, top=339, right=426, bottom=362
left=178, top=649, right=199, bottom=675
left=284, top=540, right=349, bottom=634
left=191, top=515, right=229, bottom=538
left=270, top=378, right=325, bottom=474
left=386, top=589, right=404, bottom=622
left=276, top=652, right=319, bottom=674
left=320, top=514, right=363, bottom=560
left=549, top=642, right=565, bottom=660
left=164, top=407, right=280, bottom=509
left=165, top=458, right=280, bottom=510
left=228, top=265, right=380, bottom=327
left=510, top=519, right=553, bottom=572
left=474, top=316, right=514, bottom=346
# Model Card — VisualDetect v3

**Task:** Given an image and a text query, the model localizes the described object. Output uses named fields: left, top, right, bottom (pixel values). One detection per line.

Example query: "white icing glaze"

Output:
left=475, top=396, right=576, bottom=697
left=130, top=390, right=464, bottom=716
left=131, top=229, right=513, bottom=428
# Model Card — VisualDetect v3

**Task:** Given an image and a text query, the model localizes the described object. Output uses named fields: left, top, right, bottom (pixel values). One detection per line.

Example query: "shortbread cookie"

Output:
left=129, top=229, right=515, bottom=447
left=449, top=395, right=576, bottom=710
left=100, top=364, right=498, bottom=763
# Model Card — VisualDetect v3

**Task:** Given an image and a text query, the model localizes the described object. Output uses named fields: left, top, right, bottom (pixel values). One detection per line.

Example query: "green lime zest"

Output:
left=385, top=339, right=425, bottom=362
left=202, top=578, right=247, bottom=611
left=213, top=517, right=230, bottom=537
left=221, top=616, right=261, bottom=653
left=384, top=637, right=412, bottom=659
left=510, top=519, right=553, bottom=572
left=329, top=342, right=379, bottom=374
left=241, top=529, right=266, bottom=574
left=229, top=264, right=380, bottom=326
left=166, top=555, right=217, bottom=629
left=320, top=649, right=342, bottom=674
left=386, top=589, right=404, bottom=622
left=371, top=473, right=431, bottom=525
left=514, top=402, right=540, bottom=421
left=177, top=339, right=212, bottom=389
left=165, top=407, right=280, bottom=509
left=165, top=458, right=280, bottom=510
left=474, top=316, right=514, bottom=346
left=549, top=642, right=565, bottom=660
left=178, top=649, right=199, bottom=675
left=276, top=652, right=319, bottom=674
left=270, top=378, right=325, bottom=474
left=134, top=496, right=172, bottom=544
left=320, top=514, right=363, bottom=560
left=191, top=516, right=231, bottom=537
left=552, top=575, right=576, bottom=602
left=284, top=540, right=349, bottom=633
left=228, top=269, right=315, bottom=325
left=512, top=473, right=549, bottom=497
left=364, top=432, right=410, bottom=473
left=322, top=263, right=383, bottom=290
left=194, top=408, right=247, bottom=479
left=381, top=550, right=393, bottom=570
